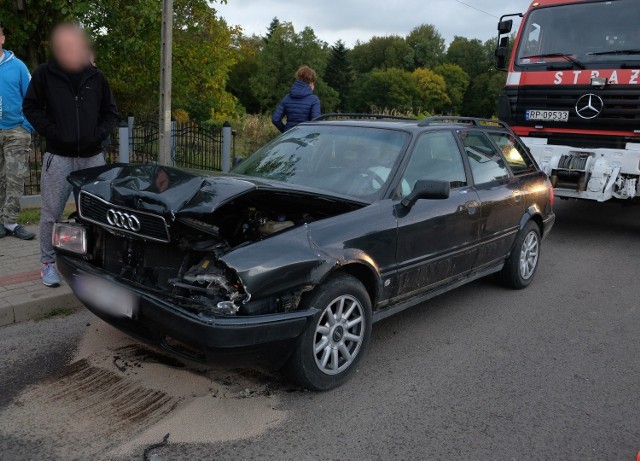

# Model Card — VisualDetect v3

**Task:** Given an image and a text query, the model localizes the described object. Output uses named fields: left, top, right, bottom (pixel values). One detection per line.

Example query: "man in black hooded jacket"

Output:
left=23, top=23, right=118, bottom=287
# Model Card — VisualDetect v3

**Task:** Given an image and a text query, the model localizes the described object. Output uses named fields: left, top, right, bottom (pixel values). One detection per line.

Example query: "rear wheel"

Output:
left=285, top=273, right=372, bottom=391
left=500, top=221, right=541, bottom=289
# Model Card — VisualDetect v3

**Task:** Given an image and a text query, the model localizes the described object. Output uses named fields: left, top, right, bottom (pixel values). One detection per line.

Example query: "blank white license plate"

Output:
left=526, top=110, right=569, bottom=122
left=73, top=274, right=139, bottom=318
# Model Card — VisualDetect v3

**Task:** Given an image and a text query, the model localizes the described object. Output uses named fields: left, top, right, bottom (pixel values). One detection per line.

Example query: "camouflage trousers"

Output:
left=0, top=126, right=32, bottom=225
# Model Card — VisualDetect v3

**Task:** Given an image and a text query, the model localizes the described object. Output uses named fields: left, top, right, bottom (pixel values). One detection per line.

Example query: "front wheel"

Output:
left=500, top=221, right=541, bottom=289
left=285, top=273, right=372, bottom=391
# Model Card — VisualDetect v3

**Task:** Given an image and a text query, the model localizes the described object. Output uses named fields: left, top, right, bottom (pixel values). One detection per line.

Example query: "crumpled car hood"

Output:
left=69, top=164, right=363, bottom=218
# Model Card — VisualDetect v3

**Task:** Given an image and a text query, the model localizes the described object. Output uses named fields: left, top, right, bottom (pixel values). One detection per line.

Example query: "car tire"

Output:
left=285, top=273, right=372, bottom=391
left=500, top=220, right=541, bottom=289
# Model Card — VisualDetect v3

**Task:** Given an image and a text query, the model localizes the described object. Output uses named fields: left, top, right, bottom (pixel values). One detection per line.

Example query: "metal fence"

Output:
left=25, top=119, right=233, bottom=195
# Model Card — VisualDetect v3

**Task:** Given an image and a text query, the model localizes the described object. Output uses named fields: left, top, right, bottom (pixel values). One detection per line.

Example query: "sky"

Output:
left=216, top=0, right=533, bottom=47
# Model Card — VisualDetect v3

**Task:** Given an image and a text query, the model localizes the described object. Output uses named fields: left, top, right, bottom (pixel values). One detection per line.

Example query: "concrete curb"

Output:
left=0, top=285, right=83, bottom=327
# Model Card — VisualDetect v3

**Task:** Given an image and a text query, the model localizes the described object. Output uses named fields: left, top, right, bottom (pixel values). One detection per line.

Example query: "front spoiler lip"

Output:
left=56, top=254, right=319, bottom=361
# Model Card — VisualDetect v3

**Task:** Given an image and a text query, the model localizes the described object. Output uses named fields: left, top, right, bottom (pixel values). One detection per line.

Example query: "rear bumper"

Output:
left=542, top=213, right=555, bottom=238
left=57, top=254, right=319, bottom=367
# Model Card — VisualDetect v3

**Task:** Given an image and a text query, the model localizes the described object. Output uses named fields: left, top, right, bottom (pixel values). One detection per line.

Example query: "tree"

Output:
left=0, top=0, right=91, bottom=70
left=264, top=17, right=280, bottom=43
left=83, top=0, right=239, bottom=119
left=324, top=40, right=353, bottom=111
left=462, top=72, right=506, bottom=118
left=406, top=24, right=445, bottom=69
left=227, top=35, right=263, bottom=114
left=445, top=36, right=493, bottom=79
left=249, top=21, right=338, bottom=113
left=351, top=68, right=417, bottom=113
left=412, top=68, right=449, bottom=114
left=350, top=35, right=414, bottom=73
left=433, top=63, right=470, bottom=114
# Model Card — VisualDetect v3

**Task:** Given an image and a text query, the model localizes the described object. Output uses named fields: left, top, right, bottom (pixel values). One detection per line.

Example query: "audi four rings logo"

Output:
left=106, top=209, right=142, bottom=232
left=575, top=93, right=605, bottom=120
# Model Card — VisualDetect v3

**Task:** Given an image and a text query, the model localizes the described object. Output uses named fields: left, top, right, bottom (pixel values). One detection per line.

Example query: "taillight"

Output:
left=549, top=185, right=555, bottom=208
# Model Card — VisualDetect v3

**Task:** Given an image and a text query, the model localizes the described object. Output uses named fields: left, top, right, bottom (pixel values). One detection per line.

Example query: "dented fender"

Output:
left=220, top=226, right=338, bottom=301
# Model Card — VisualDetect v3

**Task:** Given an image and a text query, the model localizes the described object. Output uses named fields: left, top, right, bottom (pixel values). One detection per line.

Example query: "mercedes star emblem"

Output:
left=575, top=93, right=604, bottom=120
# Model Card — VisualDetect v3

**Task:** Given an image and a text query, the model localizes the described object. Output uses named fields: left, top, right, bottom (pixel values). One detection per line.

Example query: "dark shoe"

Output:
left=0, top=226, right=5, bottom=238
left=8, top=224, right=36, bottom=240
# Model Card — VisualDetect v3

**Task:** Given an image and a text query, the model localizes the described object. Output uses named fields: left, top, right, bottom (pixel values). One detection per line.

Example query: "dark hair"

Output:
left=295, top=66, right=317, bottom=84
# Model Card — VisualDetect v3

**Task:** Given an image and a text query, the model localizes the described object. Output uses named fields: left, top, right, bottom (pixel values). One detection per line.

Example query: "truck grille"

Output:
left=78, top=191, right=170, bottom=243
left=501, top=85, right=640, bottom=132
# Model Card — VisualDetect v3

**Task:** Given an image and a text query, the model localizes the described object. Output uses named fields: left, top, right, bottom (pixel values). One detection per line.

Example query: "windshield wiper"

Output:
left=588, top=49, right=640, bottom=56
left=520, top=53, right=586, bottom=69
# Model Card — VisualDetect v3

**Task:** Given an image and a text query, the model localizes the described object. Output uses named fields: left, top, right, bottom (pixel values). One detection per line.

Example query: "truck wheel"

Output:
left=285, top=273, right=372, bottom=391
left=500, top=221, right=541, bottom=289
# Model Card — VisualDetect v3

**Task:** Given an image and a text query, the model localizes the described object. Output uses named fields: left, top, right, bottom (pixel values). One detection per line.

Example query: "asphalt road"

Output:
left=1, top=199, right=640, bottom=460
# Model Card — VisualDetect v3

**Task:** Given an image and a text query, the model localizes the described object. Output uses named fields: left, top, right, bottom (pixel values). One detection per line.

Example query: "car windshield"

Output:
left=516, top=0, right=640, bottom=69
left=232, top=125, right=409, bottom=200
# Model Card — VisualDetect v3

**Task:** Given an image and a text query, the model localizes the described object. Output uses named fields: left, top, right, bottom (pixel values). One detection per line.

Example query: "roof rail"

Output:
left=418, top=116, right=510, bottom=129
left=313, top=113, right=416, bottom=122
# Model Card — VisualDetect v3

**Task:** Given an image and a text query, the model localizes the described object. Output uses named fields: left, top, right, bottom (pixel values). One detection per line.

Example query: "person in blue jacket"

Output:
left=272, top=66, right=321, bottom=133
left=0, top=23, right=35, bottom=241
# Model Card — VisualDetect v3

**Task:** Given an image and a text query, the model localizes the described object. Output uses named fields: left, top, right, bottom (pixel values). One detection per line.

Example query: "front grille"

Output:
left=79, top=191, right=170, bottom=242
left=500, top=85, right=640, bottom=132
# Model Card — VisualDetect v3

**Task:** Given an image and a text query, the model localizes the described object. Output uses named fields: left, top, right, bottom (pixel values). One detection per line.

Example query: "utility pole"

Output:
left=158, top=0, right=173, bottom=166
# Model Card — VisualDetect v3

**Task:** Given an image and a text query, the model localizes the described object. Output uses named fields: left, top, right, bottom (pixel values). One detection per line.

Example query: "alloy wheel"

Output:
left=313, top=295, right=365, bottom=375
left=519, top=231, right=539, bottom=280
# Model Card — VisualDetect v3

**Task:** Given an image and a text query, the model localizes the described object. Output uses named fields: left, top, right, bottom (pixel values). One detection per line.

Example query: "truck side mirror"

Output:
left=401, top=179, right=450, bottom=208
left=498, top=19, right=513, bottom=35
left=495, top=37, right=510, bottom=70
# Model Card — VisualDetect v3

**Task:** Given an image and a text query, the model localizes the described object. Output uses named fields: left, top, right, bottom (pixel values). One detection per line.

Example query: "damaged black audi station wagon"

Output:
left=54, top=116, right=555, bottom=390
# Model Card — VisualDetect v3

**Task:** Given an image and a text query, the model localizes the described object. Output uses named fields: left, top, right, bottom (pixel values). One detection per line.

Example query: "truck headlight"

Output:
left=53, top=223, right=87, bottom=255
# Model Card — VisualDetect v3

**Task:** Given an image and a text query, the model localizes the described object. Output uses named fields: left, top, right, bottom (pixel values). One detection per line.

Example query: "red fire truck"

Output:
left=496, top=0, right=640, bottom=202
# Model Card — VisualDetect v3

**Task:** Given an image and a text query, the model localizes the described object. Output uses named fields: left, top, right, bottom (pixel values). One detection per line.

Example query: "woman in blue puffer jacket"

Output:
left=272, top=66, right=321, bottom=133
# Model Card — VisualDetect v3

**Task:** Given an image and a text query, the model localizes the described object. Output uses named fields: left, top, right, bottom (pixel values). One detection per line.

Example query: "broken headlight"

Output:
left=53, top=223, right=88, bottom=255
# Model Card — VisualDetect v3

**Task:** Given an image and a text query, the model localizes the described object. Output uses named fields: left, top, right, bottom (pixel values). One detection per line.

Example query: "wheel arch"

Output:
left=519, top=205, right=545, bottom=237
left=334, top=263, right=380, bottom=308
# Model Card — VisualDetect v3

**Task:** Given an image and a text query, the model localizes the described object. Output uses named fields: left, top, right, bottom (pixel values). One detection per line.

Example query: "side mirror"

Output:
left=495, top=37, right=510, bottom=70
left=498, top=19, right=513, bottom=35
left=401, top=179, right=450, bottom=208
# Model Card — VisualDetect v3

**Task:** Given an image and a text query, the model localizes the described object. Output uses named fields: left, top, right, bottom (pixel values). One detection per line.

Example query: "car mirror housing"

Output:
left=401, top=179, right=450, bottom=208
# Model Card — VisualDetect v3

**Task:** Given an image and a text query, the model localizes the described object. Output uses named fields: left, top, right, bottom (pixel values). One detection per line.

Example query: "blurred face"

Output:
left=0, top=28, right=5, bottom=52
left=52, top=26, right=89, bottom=72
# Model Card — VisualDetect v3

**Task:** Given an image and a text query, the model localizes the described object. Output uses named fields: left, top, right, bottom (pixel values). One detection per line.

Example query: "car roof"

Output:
left=302, top=115, right=513, bottom=134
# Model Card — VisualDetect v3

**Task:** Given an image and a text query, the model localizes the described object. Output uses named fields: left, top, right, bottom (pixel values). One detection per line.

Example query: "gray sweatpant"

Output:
left=40, top=152, right=105, bottom=264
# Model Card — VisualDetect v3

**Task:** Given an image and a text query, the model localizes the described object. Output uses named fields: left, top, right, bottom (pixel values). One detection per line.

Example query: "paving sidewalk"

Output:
left=0, top=225, right=82, bottom=327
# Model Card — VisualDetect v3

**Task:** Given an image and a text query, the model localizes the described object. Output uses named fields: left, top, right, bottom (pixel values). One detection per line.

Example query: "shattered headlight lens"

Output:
left=52, top=223, right=87, bottom=255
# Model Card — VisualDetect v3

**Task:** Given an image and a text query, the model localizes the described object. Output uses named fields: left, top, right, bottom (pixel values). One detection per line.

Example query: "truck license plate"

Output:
left=526, top=110, right=569, bottom=122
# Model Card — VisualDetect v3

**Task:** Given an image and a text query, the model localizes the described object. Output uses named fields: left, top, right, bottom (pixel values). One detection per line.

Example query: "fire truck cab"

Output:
left=497, top=0, right=640, bottom=202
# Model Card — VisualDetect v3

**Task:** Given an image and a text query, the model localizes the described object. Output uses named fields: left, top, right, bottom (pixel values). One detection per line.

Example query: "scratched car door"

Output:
left=393, top=130, right=481, bottom=300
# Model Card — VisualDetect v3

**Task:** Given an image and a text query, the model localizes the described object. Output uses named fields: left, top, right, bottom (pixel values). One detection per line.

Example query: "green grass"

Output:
left=37, top=307, right=78, bottom=320
left=17, top=205, right=76, bottom=225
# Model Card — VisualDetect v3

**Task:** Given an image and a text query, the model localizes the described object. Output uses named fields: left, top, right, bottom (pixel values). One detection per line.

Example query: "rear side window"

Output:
left=458, top=130, right=509, bottom=186
left=489, top=132, right=536, bottom=175
left=400, top=131, right=467, bottom=196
